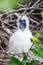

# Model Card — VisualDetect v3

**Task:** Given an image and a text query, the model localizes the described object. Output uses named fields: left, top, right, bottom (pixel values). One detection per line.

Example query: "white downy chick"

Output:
left=9, top=15, right=33, bottom=54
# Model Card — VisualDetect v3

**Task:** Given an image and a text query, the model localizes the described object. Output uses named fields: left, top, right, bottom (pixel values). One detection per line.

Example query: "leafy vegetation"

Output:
left=30, top=30, right=43, bottom=59
left=0, top=0, right=25, bottom=12
left=0, top=0, right=33, bottom=12
left=11, top=51, right=43, bottom=65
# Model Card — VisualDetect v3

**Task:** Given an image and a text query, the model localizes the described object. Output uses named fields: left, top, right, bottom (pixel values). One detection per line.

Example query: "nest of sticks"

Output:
left=0, top=0, right=43, bottom=65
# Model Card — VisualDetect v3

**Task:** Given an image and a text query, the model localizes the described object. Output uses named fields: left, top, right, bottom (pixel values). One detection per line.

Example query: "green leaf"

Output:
left=40, top=62, right=43, bottom=65
left=29, top=60, right=35, bottom=65
left=11, top=56, right=23, bottom=65
left=36, top=45, right=43, bottom=53
left=35, top=33, right=41, bottom=38
left=30, top=48, right=43, bottom=59
left=31, top=37, right=39, bottom=44
left=22, top=52, right=28, bottom=61
left=40, top=40, right=43, bottom=44
left=35, top=30, right=43, bottom=38
left=22, top=52, right=28, bottom=65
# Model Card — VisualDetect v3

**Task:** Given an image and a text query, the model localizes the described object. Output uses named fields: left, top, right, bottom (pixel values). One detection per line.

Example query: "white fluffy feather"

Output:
left=9, top=15, right=33, bottom=54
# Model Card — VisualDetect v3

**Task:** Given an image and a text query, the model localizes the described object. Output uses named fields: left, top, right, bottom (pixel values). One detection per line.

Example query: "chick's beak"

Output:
left=19, top=20, right=26, bottom=31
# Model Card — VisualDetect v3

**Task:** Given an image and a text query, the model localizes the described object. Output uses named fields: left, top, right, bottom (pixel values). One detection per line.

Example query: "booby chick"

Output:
left=9, top=15, right=33, bottom=54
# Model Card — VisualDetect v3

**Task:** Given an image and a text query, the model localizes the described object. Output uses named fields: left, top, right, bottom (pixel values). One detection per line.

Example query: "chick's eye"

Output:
left=23, top=19, right=26, bottom=22
left=19, top=19, right=26, bottom=23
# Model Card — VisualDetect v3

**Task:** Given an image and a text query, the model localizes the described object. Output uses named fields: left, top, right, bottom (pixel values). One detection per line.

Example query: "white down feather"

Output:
left=9, top=15, right=33, bottom=54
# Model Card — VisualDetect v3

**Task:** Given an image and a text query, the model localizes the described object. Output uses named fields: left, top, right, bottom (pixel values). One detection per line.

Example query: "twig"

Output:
left=28, top=0, right=40, bottom=14
left=29, top=17, right=39, bottom=25
left=0, top=18, right=12, bottom=36
left=0, top=59, right=10, bottom=62
left=1, top=7, right=43, bottom=17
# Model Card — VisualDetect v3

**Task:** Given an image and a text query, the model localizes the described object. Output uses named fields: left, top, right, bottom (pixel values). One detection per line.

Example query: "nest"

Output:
left=0, top=0, right=43, bottom=65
